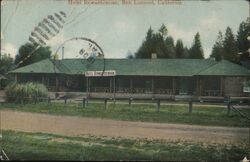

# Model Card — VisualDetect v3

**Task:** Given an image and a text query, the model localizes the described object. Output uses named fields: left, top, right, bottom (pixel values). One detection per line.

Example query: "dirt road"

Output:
left=1, top=110, right=249, bottom=145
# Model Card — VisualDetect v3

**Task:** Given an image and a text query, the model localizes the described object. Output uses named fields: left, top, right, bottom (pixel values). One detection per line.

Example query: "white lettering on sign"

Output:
left=85, top=70, right=116, bottom=77
left=243, top=87, right=250, bottom=93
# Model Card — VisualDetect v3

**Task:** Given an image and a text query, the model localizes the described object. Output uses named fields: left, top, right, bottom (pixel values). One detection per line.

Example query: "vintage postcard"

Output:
left=0, top=0, right=250, bottom=161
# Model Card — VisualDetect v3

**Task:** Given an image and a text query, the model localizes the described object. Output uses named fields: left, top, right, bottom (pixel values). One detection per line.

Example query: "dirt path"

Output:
left=1, top=110, right=249, bottom=145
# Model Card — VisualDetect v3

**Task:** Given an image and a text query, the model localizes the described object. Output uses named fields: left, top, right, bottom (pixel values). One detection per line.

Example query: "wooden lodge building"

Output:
left=10, top=58, right=250, bottom=101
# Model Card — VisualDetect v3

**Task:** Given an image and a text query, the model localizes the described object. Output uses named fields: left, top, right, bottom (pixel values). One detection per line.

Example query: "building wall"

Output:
left=14, top=73, right=250, bottom=97
left=224, top=77, right=248, bottom=96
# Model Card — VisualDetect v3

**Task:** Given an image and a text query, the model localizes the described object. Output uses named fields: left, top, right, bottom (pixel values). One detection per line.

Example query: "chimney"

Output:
left=151, top=53, right=157, bottom=59
left=62, top=46, right=64, bottom=59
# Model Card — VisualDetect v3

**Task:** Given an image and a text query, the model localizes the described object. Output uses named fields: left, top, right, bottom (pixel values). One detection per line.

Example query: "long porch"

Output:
left=15, top=73, right=245, bottom=97
left=86, top=76, right=225, bottom=97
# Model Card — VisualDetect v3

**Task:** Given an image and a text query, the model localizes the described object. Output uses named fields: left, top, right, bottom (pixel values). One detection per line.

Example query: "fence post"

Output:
left=34, top=95, right=37, bottom=104
left=104, top=99, right=108, bottom=110
left=156, top=100, right=160, bottom=112
left=48, top=97, right=51, bottom=104
left=86, top=95, right=89, bottom=106
left=227, top=99, right=231, bottom=115
left=129, top=98, right=132, bottom=107
left=64, top=96, right=67, bottom=105
left=83, top=98, right=86, bottom=108
left=189, top=100, right=192, bottom=114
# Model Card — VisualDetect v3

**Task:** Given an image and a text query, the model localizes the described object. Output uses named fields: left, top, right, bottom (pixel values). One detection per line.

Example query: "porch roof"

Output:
left=197, top=60, right=250, bottom=76
left=9, top=58, right=250, bottom=77
left=9, top=59, right=63, bottom=74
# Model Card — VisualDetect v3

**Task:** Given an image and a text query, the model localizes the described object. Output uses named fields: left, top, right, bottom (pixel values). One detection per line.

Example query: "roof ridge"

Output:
left=53, top=59, right=72, bottom=74
left=48, top=59, right=63, bottom=74
left=197, top=59, right=250, bottom=76
left=194, top=60, right=218, bottom=76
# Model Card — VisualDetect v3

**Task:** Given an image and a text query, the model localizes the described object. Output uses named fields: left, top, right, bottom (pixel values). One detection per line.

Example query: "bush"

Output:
left=5, top=82, right=48, bottom=103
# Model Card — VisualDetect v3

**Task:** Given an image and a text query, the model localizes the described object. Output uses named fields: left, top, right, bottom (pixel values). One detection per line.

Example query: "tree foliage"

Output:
left=15, top=43, right=52, bottom=67
left=0, top=53, right=14, bottom=75
left=135, top=25, right=176, bottom=58
left=126, top=50, right=134, bottom=59
left=223, top=27, right=238, bottom=62
left=210, top=31, right=224, bottom=61
left=135, top=25, right=204, bottom=59
left=135, top=20, right=250, bottom=61
left=175, top=39, right=185, bottom=58
left=189, top=33, right=204, bottom=59
left=183, top=47, right=189, bottom=58
left=237, top=18, right=250, bottom=52
left=135, top=27, right=168, bottom=58
left=210, top=19, right=250, bottom=62
left=165, top=36, right=176, bottom=58
left=5, top=82, right=48, bottom=103
left=236, top=18, right=250, bottom=61
left=159, top=24, right=168, bottom=38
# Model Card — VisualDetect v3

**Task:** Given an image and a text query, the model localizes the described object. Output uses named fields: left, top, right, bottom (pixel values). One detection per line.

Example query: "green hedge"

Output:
left=5, top=82, right=48, bottom=103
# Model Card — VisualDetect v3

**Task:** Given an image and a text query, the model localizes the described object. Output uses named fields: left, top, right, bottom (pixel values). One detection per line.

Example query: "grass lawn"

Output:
left=1, top=130, right=248, bottom=161
left=0, top=101, right=249, bottom=127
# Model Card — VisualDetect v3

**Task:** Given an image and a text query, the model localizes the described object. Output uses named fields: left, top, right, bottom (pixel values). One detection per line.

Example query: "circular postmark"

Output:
left=52, top=37, right=105, bottom=91
left=53, top=37, right=105, bottom=73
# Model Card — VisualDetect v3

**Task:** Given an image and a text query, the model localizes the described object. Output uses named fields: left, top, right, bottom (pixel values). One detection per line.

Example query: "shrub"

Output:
left=5, top=82, right=48, bottom=103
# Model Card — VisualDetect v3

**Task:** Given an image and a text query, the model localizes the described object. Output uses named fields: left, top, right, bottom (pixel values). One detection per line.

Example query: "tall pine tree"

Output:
left=183, top=47, right=189, bottom=58
left=210, top=31, right=224, bottom=61
left=152, top=33, right=167, bottom=58
left=236, top=18, right=250, bottom=61
left=159, top=24, right=168, bottom=38
left=189, top=33, right=204, bottom=59
left=223, top=27, right=238, bottom=62
left=165, top=36, right=176, bottom=58
left=135, top=26, right=169, bottom=58
left=175, top=39, right=185, bottom=58
left=135, top=27, right=154, bottom=58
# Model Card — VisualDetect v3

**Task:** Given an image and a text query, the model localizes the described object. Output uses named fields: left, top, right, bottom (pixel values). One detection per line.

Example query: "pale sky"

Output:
left=1, top=0, right=249, bottom=59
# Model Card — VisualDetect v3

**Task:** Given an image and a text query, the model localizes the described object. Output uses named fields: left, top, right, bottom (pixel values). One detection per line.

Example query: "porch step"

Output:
left=175, top=95, right=197, bottom=101
left=199, top=96, right=225, bottom=103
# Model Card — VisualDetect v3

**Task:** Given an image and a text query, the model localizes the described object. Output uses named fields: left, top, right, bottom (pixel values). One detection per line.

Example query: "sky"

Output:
left=1, top=0, right=249, bottom=59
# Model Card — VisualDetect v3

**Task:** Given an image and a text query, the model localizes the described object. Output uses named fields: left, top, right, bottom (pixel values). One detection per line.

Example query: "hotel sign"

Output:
left=243, top=87, right=250, bottom=93
left=85, top=70, right=116, bottom=77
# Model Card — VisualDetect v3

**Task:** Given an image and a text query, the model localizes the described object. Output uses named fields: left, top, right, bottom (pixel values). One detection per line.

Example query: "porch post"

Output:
left=48, top=76, right=50, bottom=90
left=220, top=76, right=224, bottom=96
left=130, top=77, right=133, bottom=93
left=86, top=77, right=88, bottom=93
left=151, top=77, right=154, bottom=93
left=42, top=76, right=45, bottom=85
left=172, top=77, right=176, bottom=95
left=196, top=76, right=200, bottom=96
left=15, top=74, right=17, bottom=82
left=86, top=77, right=89, bottom=104
left=55, top=75, right=59, bottom=91
left=199, top=77, right=202, bottom=96
left=109, top=77, right=112, bottom=93
left=113, top=76, right=116, bottom=101
left=89, top=77, right=91, bottom=92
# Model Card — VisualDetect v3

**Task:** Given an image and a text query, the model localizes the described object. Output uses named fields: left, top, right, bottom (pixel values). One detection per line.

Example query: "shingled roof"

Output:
left=198, top=60, right=250, bottom=76
left=10, top=58, right=250, bottom=76
left=10, top=59, right=62, bottom=74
